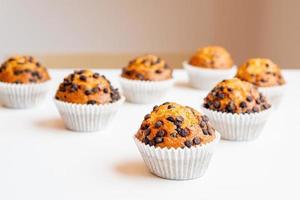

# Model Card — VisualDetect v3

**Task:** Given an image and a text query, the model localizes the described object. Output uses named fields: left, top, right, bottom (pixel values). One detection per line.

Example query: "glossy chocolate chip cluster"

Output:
left=204, top=78, right=271, bottom=114
left=236, top=58, right=285, bottom=87
left=135, top=102, right=216, bottom=149
left=121, top=54, right=172, bottom=81
left=0, top=56, right=50, bottom=84
left=55, top=69, right=120, bottom=105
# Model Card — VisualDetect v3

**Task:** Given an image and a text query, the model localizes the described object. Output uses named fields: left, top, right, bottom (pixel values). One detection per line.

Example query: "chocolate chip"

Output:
left=29, top=78, right=36, bottom=83
left=144, top=128, right=151, bottom=136
left=167, top=105, right=174, bottom=109
left=93, top=73, right=100, bottom=78
left=155, top=69, right=162, bottom=74
left=200, top=121, right=206, bottom=128
left=92, top=87, right=99, bottom=93
left=216, top=92, right=225, bottom=99
left=203, top=129, right=209, bottom=135
left=227, top=87, right=233, bottom=92
left=110, top=88, right=120, bottom=102
left=31, top=71, right=40, bottom=77
left=184, top=140, right=192, bottom=148
left=246, top=96, right=253, bottom=102
left=203, top=103, right=210, bottom=108
left=14, top=80, right=22, bottom=84
left=154, top=120, right=163, bottom=128
left=264, top=103, right=271, bottom=109
left=202, top=115, right=209, bottom=122
left=85, top=90, right=92, bottom=95
left=103, top=88, right=109, bottom=93
left=156, top=129, right=166, bottom=137
left=136, top=73, right=144, bottom=80
left=87, top=100, right=97, bottom=105
left=252, top=106, right=259, bottom=112
left=239, top=101, right=247, bottom=108
left=213, top=101, right=221, bottom=109
left=154, top=137, right=164, bottom=144
left=14, top=70, right=22, bottom=75
left=141, top=124, right=149, bottom=130
left=226, top=102, right=235, bottom=113
left=24, top=69, right=31, bottom=73
left=256, top=99, right=261, bottom=104
left=193, top=137, right=201, bottom=145
left=153, top=105, right=158, bottom=111
left=36, top=62, right=41, bottom=67
left=70, top=83, right=78, bottom=92
left=177, top=128, right=188, bottom=137
left=208, top=128, right=214, bottom=135
left=144, top=114, right=151, bottom=120
left=80, top=75, right=87, bottom=81
left=170, top=132, right=177, bottom=138
left=166, top=116, right=175, bottom=123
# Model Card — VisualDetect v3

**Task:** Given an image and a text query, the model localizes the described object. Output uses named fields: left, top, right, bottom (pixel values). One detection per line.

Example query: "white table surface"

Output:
left=0, top=69, right=299, bottom=200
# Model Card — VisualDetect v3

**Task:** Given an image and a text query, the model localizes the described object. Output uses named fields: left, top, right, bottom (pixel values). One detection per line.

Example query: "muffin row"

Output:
left=0, top=51, right=283, bottom=181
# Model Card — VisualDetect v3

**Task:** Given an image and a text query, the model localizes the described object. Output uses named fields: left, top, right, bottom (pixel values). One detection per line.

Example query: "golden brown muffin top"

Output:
left=0, top=55, right=50, bottom=84
left=55, top=69, right=120, bottom=105
left=204, top=78, right=271, bottom=114
left=121, top=54, right=173, bottom=81
left=189, top=46, right=234, bottom=69
left=135, top=102, right=216, bottom=149
left=236, top=58, right=285, bottom=87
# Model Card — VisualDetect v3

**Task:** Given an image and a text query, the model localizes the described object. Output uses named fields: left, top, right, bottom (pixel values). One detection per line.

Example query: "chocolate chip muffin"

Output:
left=0, top=56, right=50, bottom=84
left=236, top=58, right=285, bottom=87
left=135, top=102, right=216, bottom=149
left=121, top=54, right=172, bottom=81
left=189, top=46, right=234, bottom=69
left=55, top=69, right=120, bottom=105
left=204, top=78, right=271, bottom=114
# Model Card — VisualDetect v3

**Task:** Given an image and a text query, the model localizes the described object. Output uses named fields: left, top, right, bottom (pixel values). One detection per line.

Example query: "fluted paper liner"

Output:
left=259, top=84, right=286, bottom=109
left=119, top=77, right=174, bottom=104
left=134, top=132, right=220, bottom=180
left=0, top=81, right=51, bottom=108
left=54, top=96, right=125, bottom=132
left=202, top=107, right=272, bottom=141
left=183, top=61, right=236, bottom=90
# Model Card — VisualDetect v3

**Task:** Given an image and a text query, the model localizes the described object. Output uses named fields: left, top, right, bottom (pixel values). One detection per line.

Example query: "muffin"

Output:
left=202, top=78, right=272, bottom=141
left=120, top=55, right=174, bottom=104
left=121, top=54, right=172, bottom=81
left=134, top=102, right=220, bottom=180
left=189, top=46, right=233, bottom=69
left=183, top=46, right=236, bottom=90
left=0, top=55, right=51, bottom=108
left=0, top=56, right=50, bottom=84
left=204, top=78, right=271, bottom=114
left=236, top=58, right=285, bottom=87
left=54, top=69, right=124, bottom=132
left=236, top=58, right=286, bottom=108
left=55, top=69, right=120, bottom=104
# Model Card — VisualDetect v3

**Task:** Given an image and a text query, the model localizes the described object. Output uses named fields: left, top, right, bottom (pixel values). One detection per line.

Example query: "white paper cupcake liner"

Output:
left=202, top=107, right=272, bottom=141
left=0, top=81, right=51, bottom=109
left=54, top=96, right=125, bottom=132
left=134, top=132, right=220, bottom=180
left=259, top=84, right=286, bottom=109
left=183, top=61, right=237, bottom=90
left=119, top=77, right=174, bottom=104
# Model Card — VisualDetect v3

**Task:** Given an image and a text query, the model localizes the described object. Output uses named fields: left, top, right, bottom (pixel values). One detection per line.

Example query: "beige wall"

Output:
left=0, top=0, right=298, bottom=68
